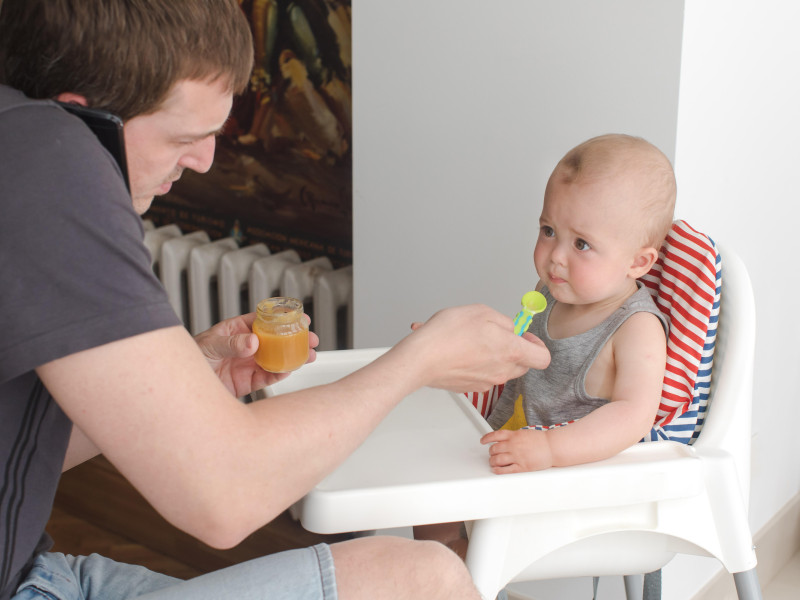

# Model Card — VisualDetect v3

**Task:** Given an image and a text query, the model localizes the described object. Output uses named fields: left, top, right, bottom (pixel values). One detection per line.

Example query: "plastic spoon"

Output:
left=512, top=290, right=547, bottom=336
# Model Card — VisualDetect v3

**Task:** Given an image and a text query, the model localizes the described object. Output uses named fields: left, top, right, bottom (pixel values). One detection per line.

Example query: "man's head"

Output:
left=0, top=0, right=253, bottom=121
left=122, top=78, right=235, bottom=213
left=0, top=0, right=254, bottom=212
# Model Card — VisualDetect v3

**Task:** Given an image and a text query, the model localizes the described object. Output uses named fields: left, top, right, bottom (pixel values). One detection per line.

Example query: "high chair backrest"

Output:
left=691, top=239, right=756, bottom=501
left=639, top=219, right=721, bottom=444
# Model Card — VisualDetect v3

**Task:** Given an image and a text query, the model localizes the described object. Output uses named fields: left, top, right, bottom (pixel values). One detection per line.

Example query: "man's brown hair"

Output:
left=0, top=0, right=254, bottom=121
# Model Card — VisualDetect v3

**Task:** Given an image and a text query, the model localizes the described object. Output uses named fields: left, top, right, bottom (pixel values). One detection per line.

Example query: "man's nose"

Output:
left=180, top=136, right=216, bottom=174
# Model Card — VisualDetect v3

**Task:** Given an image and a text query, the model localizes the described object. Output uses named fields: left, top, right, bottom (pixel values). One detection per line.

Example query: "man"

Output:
left=0, top=2, right=550, bottom=599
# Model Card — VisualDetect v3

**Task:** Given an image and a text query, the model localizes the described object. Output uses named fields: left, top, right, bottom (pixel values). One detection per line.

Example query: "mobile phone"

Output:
left=56, top=101, right=130, bottom=192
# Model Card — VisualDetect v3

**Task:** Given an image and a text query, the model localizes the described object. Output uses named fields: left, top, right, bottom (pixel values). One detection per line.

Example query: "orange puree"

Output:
left=253, top=318, right=309, bottom=373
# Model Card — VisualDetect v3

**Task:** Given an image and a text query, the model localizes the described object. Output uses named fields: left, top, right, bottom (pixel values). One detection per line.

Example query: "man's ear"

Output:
left=55, top=92, right=88, bottom=106
left=629, top=246, right=659, bottom=279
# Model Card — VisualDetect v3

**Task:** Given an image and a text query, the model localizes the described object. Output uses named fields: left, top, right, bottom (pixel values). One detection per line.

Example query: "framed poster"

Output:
left=145, top=0, right=352, bottom=268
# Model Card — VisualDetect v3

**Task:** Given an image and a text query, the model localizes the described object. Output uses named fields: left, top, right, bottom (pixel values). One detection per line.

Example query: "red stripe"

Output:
left=669, top=336, right=703, bottom=363
left=663, top=224, right=716, bottom=267
left=658, top=265, right=716, bottom=309
left=661, top=378, right=690, bottom=395
left=659, top=267, right=717, bottom=311
left=663, top=372, right=692, bottom=390
left=664, top=362, right=695, bottom=386
left=659, top=269, right=715, bottom=310
left=663, top=249, right=716, bottom=291
left=657, top=400, right=690, bottom=424
left=669, top=222, right=716, bottom=258
left=661, top=389, right=690, bottom=405
left=657, top=289, right=711, bottom=335
left=659, top=263, right=715, bottom=307
left=662, top=250, right=716, bottom=285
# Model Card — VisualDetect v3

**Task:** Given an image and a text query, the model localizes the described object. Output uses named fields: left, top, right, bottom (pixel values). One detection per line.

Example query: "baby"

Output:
left=415, top=133, right=675, bottom=556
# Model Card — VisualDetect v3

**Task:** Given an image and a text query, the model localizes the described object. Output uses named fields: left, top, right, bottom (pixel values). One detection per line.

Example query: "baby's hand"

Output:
left=481, top=428, right=553, bottom=473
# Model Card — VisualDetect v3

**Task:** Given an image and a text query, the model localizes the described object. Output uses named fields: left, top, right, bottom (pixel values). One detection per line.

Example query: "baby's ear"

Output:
left=629, top=246, right=659, bottom=278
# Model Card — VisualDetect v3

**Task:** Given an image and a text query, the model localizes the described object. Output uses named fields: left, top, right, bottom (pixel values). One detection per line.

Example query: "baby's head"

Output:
left=535, top=135, right=676, bottom=304
left=548, top=134, right=676, bottom=249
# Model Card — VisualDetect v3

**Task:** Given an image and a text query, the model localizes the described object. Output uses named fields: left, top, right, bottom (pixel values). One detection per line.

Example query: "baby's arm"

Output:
left=482, top=311, right=666, bottom=473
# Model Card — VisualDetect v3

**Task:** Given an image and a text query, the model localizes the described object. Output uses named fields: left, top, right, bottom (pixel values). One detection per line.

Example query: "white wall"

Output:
left=675, top=0, right=800, bottom=525
left=665, top=1, right=800, bottom=596
left=353, top=1, right=800, bottom=598
left=353, top=0, right=683, bottom=347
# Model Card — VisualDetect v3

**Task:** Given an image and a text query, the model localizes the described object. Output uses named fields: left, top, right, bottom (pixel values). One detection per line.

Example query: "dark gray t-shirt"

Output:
left=0, top=85, right=180, bottom=599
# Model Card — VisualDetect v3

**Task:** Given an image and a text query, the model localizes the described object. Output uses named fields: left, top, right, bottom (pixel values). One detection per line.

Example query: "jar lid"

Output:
left=256, top=297, right=303, bottom=322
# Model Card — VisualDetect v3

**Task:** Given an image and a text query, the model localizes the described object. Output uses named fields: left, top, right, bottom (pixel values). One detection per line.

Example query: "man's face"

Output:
left=123, top=79, right=234, bottom=214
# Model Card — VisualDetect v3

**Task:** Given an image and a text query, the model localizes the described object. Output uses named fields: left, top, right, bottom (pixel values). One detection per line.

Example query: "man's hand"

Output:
left=195, top=312, right=319, bottom=397
left=404, top=304, right=551, bottom=393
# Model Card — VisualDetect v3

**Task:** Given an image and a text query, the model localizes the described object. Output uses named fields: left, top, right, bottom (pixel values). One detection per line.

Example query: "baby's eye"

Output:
left=575, top=238, right=591, bottom=251
left=541, top=226, right=555, bottom=238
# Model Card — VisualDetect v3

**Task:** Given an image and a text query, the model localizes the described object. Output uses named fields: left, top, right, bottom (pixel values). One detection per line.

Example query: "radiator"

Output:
left=143, top=221, right=353, bottom=351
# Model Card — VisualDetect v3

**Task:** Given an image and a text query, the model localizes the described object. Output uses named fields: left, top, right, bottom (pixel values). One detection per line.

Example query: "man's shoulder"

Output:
left=0, top=83, right=27, bottom=109
left=0, top=84, right=89, bottom=140
left=0, top=84, right=53, bottom=117
left=0, top=86, right=116, bottom=191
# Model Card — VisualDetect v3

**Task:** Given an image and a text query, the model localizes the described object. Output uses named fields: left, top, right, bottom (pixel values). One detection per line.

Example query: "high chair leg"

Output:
left=733, top=568, right=763, bottom=600
left=623, top=574, right=643, bottom=599
left=642, top=570, right=661, bottom=600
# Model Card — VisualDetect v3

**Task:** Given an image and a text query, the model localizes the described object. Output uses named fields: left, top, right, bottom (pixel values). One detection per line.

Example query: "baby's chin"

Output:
left=543, top=281, right=568, bottom=299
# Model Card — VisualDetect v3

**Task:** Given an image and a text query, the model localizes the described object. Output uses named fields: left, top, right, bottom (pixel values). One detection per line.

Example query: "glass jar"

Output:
left=252, top=297, right=309, bottom=373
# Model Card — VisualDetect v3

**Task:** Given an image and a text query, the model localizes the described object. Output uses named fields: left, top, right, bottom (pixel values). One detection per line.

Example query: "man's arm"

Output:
left=62, top=424, right=101, bottom=471
left=61, top=312, right=319, bottom=471
left=39, top=303, right=549, bottom=549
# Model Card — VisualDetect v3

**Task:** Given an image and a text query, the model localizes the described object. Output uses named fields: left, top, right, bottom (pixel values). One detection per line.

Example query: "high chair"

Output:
left=463, top=232, right=760, bottom=598
left=269, top=227, right=759, bottom=600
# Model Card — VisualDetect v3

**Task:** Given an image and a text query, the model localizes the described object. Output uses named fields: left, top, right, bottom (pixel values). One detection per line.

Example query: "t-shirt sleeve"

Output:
left=0, top=101, right=181, bottom=381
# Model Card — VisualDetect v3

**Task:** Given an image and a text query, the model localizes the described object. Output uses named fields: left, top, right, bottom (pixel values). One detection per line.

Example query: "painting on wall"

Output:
left=144, top=0, right=352, bottom=268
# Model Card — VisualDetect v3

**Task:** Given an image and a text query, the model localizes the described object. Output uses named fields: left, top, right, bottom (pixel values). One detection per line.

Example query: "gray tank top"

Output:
left=487, top=282, right=668, bottom=430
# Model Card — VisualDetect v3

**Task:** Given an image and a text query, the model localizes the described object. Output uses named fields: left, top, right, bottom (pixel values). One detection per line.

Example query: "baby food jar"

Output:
left=252, top=297, right=309, bottom=373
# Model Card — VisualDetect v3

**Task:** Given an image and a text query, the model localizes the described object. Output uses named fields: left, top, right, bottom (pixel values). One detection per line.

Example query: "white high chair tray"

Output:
left=266, top=348, right=701, bottom=536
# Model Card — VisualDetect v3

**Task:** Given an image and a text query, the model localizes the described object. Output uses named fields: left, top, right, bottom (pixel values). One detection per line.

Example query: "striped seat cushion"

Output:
left=468, top=220, right=720, bottom=445
left=639, top=220, right=720, bottom=444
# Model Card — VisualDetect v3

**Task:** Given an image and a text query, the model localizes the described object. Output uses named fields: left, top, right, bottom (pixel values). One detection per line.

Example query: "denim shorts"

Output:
left=14, top=544, right=337, bottom=600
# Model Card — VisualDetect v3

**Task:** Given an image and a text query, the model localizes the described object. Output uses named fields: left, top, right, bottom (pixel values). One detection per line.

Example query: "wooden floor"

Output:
left=47, top=456, right=351, bottom=580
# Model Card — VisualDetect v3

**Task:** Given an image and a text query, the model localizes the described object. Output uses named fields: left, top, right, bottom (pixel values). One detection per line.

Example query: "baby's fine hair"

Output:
left=556, top=134, right=677, bottom=248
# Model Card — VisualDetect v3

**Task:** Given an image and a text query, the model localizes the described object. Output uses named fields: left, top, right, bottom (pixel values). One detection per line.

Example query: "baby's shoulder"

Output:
left=613, top=310, right=667, bottom=354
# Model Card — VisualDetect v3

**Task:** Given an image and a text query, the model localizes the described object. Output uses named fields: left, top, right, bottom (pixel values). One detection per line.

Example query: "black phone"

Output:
left=56, top=101, right=130, bottom=192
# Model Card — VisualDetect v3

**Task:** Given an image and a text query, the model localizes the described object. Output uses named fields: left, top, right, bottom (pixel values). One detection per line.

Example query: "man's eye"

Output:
left=575, top=239, right=591, bottom=251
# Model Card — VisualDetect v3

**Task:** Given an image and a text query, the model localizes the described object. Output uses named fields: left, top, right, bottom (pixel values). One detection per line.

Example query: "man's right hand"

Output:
left=399, top=304, right=550, bottom=393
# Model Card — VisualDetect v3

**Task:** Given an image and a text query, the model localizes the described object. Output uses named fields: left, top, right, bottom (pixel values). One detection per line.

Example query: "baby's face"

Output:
left=534, top=175, right=647, bottom=307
